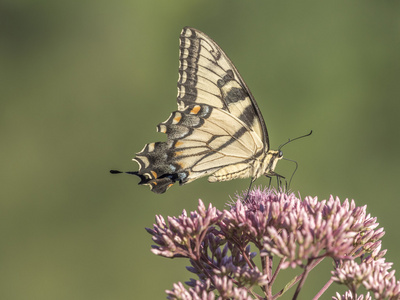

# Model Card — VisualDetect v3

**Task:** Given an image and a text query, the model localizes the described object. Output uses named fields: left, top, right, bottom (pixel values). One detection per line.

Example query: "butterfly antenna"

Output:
left=282, top=158, right=298, bottom=190
left=278, top=130, right=313, bottom=151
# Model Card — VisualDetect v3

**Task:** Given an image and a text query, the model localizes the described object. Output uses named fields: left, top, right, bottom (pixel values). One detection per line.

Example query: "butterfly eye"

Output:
left=279, top=151, right=283, bottom=158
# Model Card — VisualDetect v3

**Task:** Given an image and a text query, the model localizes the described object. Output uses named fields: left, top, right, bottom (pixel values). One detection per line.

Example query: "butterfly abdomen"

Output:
left=208, top=162, right=258, bottom=183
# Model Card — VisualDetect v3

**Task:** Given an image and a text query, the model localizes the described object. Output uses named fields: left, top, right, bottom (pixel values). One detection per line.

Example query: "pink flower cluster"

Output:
left=332, top=257, right=400, bottom=299
left=146, top=188, right=400, bottom=299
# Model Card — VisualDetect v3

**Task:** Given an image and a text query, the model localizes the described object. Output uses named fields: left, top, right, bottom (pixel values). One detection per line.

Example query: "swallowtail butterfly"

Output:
left=111, top=27, right=310, bottom=193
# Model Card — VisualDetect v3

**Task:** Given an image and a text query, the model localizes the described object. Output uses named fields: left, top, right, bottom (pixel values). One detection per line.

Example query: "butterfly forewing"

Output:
left=133, top=27, right=271, bottom=193
left=177, top=27, right=269, bottom=147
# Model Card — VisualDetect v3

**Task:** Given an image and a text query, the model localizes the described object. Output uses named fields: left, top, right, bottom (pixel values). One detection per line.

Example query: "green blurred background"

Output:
left=1, top=1, right=399, bottom=299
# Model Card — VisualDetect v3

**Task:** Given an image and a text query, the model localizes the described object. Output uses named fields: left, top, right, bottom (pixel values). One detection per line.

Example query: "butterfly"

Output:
left=111, top=27, right=311, bottom=193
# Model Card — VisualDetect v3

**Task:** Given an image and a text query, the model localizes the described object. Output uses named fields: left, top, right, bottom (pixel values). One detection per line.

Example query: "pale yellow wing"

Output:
left=132, top=27, right=269, bottom=193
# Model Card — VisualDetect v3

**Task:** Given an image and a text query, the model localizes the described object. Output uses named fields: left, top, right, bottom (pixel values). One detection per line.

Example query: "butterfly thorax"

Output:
left=261, top=149, right=283, bottom=178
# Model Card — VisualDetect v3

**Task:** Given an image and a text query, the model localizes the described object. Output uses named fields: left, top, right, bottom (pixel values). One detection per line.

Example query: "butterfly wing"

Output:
left=133, top=27, right=269, bottom=193
left=177, top=27, right=269, bottom=147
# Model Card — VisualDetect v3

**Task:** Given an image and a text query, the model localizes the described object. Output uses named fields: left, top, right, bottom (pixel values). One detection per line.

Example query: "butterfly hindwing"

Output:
left=133, top=27, right=271, bottom=193
left=134, top=103, right=264, bottom=193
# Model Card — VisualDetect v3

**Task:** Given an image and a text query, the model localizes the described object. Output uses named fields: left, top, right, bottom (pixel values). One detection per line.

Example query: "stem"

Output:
left=261, top=254, right=268, bottom=297
left=187, top=238, right=196, bottom=260
left=240, top=245, right=255, bottom=268
left=268, top=255, right=273, bottom=279
left=270, top=257, right=285, bottom=286
left=261, top=255, right=267, bottom=278
left=262, top=255, right=273, bottom=299
left=192, top=259, right=215, bottom=284
left=272, top=273, right=302, bottom=300
left=292, top=259, right=312, bottom=300
left=272, top=256, right=326, bottom=299
left=312, top=278, right=334, bottom=300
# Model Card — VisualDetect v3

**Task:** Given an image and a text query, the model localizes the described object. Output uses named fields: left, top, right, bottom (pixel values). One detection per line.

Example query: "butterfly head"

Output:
left=264, top=130, right=313, bottom=183
left=262, top=130, right=312, bottom=177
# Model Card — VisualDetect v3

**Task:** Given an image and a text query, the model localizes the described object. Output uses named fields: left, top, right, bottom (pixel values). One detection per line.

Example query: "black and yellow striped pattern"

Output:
left=132, top=27, right=282, bottom=193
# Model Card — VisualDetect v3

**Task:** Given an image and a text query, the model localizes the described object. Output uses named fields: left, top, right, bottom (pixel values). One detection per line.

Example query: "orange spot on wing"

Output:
left=167, top=183, right=174, bottom=188
left=175, top=141, right=184, bottom=147
left=190, top=105, right=201, bottom=114
left=174, top=151, right=183, bottom=157
left=173, top=115, right=182, bottom=123
left=151, top=171, right=158, bottom=178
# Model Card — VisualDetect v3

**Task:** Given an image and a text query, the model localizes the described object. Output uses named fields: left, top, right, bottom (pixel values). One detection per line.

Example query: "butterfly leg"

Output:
left=243, top=178, right=256, bottom=203
left=278, top=174, right=287, bottom=192
left=277, top=176, right=282, bottom=191
left=268, top=176, right=272, bottom=189
left=267, top=172, right=286, bottom=192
